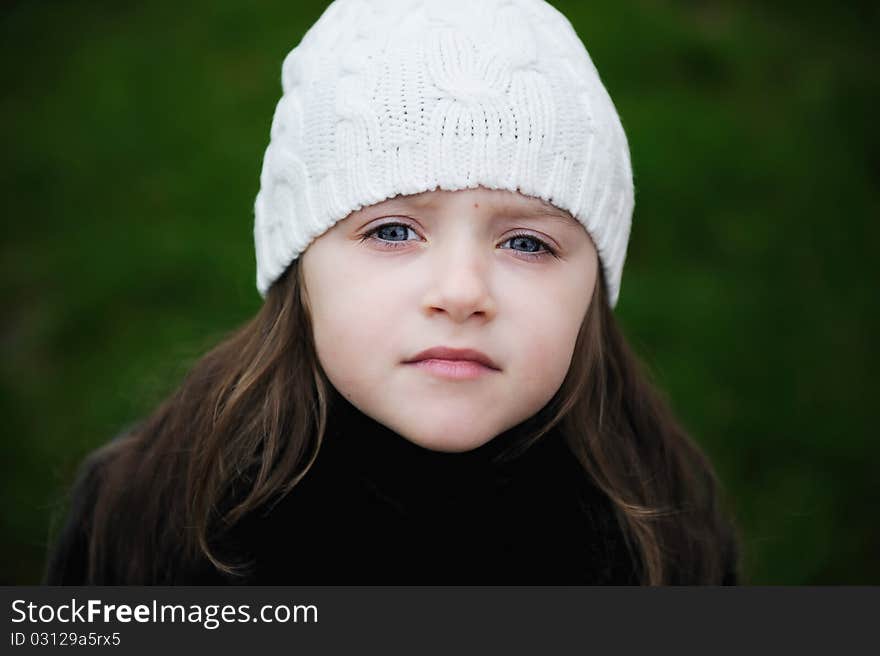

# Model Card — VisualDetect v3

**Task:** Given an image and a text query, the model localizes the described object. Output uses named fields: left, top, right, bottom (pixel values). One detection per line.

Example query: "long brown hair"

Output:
left=70, top=256, right=739, bottom=584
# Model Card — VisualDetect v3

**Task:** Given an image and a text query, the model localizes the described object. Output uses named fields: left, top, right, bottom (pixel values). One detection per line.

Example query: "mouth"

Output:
left=403, top=345, right=501, bottom=380
left=404, top=358, right=498, bottom=380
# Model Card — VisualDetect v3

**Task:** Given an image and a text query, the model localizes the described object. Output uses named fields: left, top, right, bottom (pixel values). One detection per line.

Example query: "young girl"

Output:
left=45, top=0, right=740, bottom=585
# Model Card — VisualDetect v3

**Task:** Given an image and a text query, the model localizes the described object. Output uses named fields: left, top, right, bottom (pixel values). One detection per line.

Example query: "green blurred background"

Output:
left=2, top=0, right=877, bottom=584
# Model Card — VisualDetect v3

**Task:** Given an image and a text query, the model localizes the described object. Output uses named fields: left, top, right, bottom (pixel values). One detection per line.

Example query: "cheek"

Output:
left=308, top=262, right=406, bottom=385
left=503, top=278, right=587, bottom=387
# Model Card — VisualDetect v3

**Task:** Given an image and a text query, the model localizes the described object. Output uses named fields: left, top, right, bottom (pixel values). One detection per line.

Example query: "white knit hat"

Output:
left=254, top=0, right=634, bottom=307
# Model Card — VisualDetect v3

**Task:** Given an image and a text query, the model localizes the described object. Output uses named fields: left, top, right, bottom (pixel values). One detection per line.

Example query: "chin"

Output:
left=398, top=425, right=496, bottom=454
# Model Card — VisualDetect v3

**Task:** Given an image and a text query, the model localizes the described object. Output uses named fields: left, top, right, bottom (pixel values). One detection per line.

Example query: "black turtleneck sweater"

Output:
left=45, top=392, right=643, bottom=584
left=226, top=392, right=640, bottom=584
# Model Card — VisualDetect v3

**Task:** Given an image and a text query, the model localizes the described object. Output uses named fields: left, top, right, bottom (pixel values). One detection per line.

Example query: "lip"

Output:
left=406, top=358, right=497, bottom=380
left=403, top=346, right=500, bottom=380
left=404, top=346, right=500, bottom=371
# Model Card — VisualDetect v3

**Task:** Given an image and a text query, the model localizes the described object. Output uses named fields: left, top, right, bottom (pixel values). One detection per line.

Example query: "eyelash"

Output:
left=358, top=220, right=559, bottom=261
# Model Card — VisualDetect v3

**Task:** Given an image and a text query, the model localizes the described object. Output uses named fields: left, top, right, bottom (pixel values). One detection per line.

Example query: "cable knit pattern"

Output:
left=254, top=0, right=634, bottom=307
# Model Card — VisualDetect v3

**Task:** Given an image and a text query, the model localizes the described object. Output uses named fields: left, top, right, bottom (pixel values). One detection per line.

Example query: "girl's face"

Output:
left=301, top=186, right=598, bottom=453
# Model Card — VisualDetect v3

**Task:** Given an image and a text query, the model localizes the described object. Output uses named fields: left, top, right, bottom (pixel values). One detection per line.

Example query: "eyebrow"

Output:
left=489, top=199, right=578, bottom=226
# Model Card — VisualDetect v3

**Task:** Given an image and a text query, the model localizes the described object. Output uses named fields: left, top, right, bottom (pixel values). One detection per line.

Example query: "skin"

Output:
left=300, top=186, right=598, bottom=453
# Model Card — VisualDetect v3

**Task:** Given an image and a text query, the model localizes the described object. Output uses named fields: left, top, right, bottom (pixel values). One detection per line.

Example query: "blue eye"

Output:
left=359, top=221, right=558, bottom=260
left=369, top=223, right=415, bottom=243
left=502, top=233, right=558, bottom=260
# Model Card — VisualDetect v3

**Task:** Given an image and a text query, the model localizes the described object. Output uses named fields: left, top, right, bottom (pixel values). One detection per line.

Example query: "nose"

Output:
left=421, top=241, right=498, bottom=323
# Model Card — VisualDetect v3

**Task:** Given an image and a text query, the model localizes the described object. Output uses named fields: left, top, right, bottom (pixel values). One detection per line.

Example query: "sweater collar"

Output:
left=320, top=385, right=572, bottom=505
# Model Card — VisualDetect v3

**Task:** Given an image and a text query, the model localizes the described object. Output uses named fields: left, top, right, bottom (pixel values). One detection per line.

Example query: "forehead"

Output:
left=365, top=188, right=578, bottom=224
